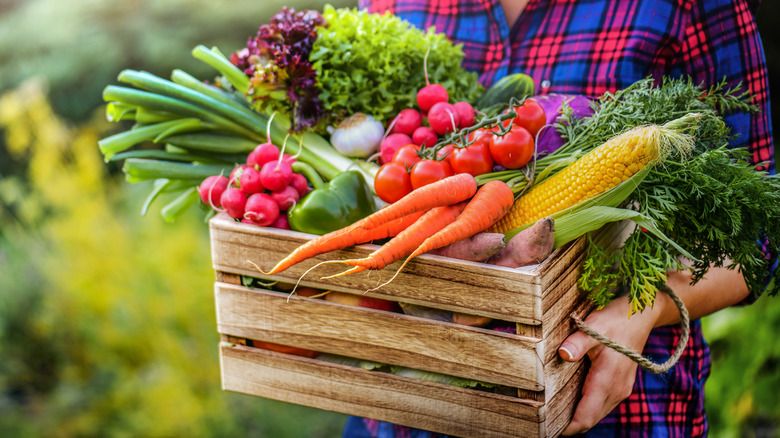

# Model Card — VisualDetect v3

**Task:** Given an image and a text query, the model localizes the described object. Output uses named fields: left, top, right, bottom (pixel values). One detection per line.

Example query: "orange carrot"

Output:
left=371, top=180, right=515, bottom=290
left=328, top=202, right=468, bottom=277
left=264, top=210, right=425, bottom=275
left=353, top=173, right=477, bottom=231
left=264, top=173, right=476, bottom=275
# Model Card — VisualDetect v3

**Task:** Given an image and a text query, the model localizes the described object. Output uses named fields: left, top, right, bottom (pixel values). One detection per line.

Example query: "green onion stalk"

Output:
left=98, top=45, right=378, bottom=221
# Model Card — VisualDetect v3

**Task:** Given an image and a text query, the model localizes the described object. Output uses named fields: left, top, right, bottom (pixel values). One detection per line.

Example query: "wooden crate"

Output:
left=210, top=213, right=627, bottom=437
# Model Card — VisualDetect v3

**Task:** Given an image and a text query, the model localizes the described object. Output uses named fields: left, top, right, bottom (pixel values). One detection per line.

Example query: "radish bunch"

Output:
left=379, top=52, right=476, bottom=163
left=197, top=142, right=311, bottom=229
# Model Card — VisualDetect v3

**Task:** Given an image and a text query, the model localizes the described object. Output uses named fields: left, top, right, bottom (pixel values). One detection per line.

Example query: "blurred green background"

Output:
left=0, top=1, right=777, bottom=437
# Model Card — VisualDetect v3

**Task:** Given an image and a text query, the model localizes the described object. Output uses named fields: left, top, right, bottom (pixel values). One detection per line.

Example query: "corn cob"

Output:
left=490, top=119, right=695, bottom=233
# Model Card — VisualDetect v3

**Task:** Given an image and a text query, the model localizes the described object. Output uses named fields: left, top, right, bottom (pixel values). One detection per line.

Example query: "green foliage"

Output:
left=0, top=0, right=355, bottom=121
left=0, top=79, right=347, bottom=437
left=311, top=5, right=483, bottom=124
left=703, top=299, right=780, bottom=437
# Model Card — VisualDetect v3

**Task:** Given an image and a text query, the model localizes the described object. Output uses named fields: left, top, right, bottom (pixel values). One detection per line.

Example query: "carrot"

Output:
left=264, top=210, right=425, bottom=275
left=353, top=173, right=476, bottom=231
left=263, top=173, right=476, bottom=275
left=370, top=180, right=515, bottom=290
left=327, top=202, right=468, bottom=277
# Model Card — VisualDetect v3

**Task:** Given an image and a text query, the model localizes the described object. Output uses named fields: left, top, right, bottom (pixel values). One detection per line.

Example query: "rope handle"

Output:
left=570, top=285, right=690, bottom=374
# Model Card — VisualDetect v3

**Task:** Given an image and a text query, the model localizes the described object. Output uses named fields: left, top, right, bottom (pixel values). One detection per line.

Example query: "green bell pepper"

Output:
left=288, top=162, right=377, bottom=235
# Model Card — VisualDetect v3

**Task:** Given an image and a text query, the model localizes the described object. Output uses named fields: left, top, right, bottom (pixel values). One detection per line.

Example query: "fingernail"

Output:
left=559, top=346, right=575, bottom=361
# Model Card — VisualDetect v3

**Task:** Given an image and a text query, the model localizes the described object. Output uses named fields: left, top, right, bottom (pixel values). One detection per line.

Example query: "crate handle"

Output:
left=570, top=284, right=690, bottom=374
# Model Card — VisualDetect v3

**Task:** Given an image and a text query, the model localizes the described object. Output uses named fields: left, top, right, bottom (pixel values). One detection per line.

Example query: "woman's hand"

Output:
left=558, top=295, right=666, bottom=435
left=557, top=265, right=750, bottom=435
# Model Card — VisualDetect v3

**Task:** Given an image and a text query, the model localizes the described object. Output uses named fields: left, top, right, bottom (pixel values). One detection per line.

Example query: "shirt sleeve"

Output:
left=679, top=0, right=777, bottom=299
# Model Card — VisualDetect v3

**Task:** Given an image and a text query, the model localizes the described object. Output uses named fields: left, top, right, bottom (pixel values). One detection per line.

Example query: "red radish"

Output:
left=428, top=102, right=460, bottom=135
left=388, top=109, right=422, bottom=136
left=412, top=126, right=438, bottom=148
left=290, top=173, right=310, bottom=198
left=379, top=133, right=414, bottom=164
left=238, top=166, right=264, bottom=195
left=198, top=175, right=229, bottom=208
left=260, top=160, right=294, bottom=192
left=416, top=46, right=449, bottom=111
left=247, top=143, right=279, bottom=168
left=271, top=185, right=300, bottom=211
left=271, top=215, right=291, bottom=230
left=244, top=192, right=280, bottom=227
left=453, top=102, right=476, bottom=128
left=229, top=165, right=252, bottom=186
left=220, top=187, right=247, bottom=219
left=417, top=84, right=449, bottom=112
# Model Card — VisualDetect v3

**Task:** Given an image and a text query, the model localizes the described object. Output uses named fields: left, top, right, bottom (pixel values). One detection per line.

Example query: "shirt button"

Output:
left=541, top=79, right=551, bottom=91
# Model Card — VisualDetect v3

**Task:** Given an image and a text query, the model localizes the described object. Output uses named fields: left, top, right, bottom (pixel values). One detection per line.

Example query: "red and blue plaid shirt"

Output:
left=344, top=0, right=775, bottom=436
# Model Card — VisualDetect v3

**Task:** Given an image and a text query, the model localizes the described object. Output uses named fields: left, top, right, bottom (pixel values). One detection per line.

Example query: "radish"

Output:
left=229, top=164, right=252, bottom=186
left=244, top=192, right=280, bottom=227
left=238, top=166, right=264, bottom=195
left=428, top=102, right=460, bottom=135
left=247, top=143, right=279, bottom=168
left=290, top=172, right=310, bottom=198
left=271, top=185, right=300, bottom=211
left=379, top=133, right=414, bottom=164
left=453, top=101, right=476, bottom=129
left=388, top=109, right=422, bottom=136
left=412, top=126, right=438, bottom=148
left=220, top=187, right=247, bottom=219
left=271, top=215, right=291, bottom=230
left=260, top=159, right=294, bottom=192
left=198, top=175, right=229, bottom=208
left=416, top=46, right=449, bottom=111
left=417, top=84, right=449, bottom=112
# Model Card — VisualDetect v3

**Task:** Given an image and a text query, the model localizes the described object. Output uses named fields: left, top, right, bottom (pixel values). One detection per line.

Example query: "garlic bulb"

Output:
left=329, top=113, right=385, bottom=158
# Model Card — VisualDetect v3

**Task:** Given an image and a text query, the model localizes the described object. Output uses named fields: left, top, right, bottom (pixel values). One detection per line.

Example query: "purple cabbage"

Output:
left=531, top=94, right=594, bottom=156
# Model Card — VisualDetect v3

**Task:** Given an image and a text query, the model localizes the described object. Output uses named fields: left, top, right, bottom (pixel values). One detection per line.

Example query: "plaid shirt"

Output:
left=343, top=0, right=775, bottom=437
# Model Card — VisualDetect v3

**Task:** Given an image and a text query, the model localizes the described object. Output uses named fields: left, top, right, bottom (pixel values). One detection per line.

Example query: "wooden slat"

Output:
left=541, top=359, right=587, bottom=438
left=215, top=282, right=545, bottom=390
left=210, top=214, right=544, bottom=325
left=221, top=343, right=547, bottom=438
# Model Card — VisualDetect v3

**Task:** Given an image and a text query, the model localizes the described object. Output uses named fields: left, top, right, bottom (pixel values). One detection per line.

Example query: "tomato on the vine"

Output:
left=410, top=159, right=454, bottom=189
left=502, top=99, right=546, bottom=137
left=435, top=144, right=455, bottom=163
left=450, top=142, right=494, bottom=177
left=392, top=144, right=423, bottom=169
left=489, top=125, right=535, bottom=169
left=375, top=162, right=413, bottom=203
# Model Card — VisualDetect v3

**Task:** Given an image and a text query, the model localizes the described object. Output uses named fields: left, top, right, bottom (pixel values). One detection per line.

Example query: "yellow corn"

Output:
left=491, top=124, right=670, bottom=233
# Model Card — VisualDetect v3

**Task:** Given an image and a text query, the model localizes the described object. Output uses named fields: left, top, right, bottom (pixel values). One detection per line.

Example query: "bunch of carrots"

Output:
left=261, top=173, right=515, bottom=289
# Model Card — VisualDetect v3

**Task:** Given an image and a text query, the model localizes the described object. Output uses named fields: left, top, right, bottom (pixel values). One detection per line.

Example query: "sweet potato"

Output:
left=451, top=312, right=493, bottom=327
left=427, top=232, right=506, bottom=262
left=488, top=217, right=555, bottom=268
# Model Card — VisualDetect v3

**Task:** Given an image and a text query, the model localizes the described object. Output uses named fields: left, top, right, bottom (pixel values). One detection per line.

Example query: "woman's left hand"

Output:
left=557, top=295, right=665, bottom=435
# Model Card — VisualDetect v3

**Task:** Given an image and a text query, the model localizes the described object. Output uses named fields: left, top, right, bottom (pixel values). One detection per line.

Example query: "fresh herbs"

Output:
left=570, top=78, right=778, bottom=313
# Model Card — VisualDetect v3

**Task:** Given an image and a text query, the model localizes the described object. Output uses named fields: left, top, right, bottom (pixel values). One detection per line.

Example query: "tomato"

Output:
left=392, top=144, right=423, bottom=169
left=374, top=162, right=413, bottom=203
left=502, top=99, right=546, bottom=137
left=450, top=142, right=494, bottom=176
left=410, top=159, right=454, bottom=189
left=435, top=144, right=455, bottom=162
left=469, top=128, right=494, bottom=148
left=489, top=125, right=535, bottom=169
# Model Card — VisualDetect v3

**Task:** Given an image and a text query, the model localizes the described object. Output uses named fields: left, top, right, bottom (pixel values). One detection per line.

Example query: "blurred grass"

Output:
left=0, top=0, right=777, bottom=437
left=0, top=79, right=349, bottom=437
